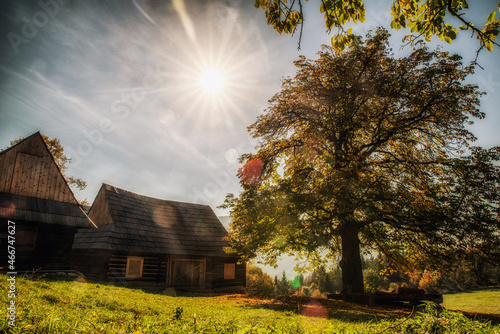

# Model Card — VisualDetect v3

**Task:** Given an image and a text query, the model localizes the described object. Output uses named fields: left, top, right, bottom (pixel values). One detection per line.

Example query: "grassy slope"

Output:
left=1, top=275, right=498, bottom=333
left=443, top=288, right=500, bottom=315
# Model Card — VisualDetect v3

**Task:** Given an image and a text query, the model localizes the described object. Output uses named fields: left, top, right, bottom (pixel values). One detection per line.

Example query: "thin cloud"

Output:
left=131, top=0, right=156, bottom=25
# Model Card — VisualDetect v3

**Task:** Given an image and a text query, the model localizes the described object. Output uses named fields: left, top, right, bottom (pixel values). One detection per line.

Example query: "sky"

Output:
left=1, top=0, right=499, bottom=277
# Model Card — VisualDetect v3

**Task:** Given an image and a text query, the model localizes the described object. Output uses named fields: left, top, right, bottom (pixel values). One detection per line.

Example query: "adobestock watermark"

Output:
left=6, top=220, right=17, bottom=327
left=349, top=9, right=392, bottom=38
left=109, top=66, right=167, bottom=121
left=65, top=65, right=166, bottom=167
left=191, top=139, right=255, bottom=205
left=477, top=73, right=500, bottom=101
left=7, top=0, right=70, bottom=54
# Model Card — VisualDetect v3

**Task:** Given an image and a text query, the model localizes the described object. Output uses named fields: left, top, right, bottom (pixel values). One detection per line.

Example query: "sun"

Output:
left=200, top=68, right=225, bottom=94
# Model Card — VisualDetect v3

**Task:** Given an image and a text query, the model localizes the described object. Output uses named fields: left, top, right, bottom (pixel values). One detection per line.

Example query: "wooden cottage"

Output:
left=72, top=184, right=245, bottom=291
left=0, top=132, right=96, bottom=271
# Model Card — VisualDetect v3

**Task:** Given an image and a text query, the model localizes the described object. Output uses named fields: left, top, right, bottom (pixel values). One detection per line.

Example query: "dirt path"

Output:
left=218, top=294, right=500, bottom=325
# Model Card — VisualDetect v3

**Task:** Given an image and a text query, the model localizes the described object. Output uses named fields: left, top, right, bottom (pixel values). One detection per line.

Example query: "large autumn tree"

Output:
left=222, top=29, right=500, bottom=294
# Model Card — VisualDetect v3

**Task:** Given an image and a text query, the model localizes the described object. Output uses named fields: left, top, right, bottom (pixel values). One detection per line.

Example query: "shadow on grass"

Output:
left=238, top=295, right=412, bottom=324
left=456, top=311, right=500, bottom=325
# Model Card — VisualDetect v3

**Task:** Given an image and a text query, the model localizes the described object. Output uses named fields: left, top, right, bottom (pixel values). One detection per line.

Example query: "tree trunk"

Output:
left=339, top=223, right=364, bottom=294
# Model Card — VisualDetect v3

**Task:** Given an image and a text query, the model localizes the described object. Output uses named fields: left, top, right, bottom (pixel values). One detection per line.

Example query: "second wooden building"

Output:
left=72, top=184, right=245, bottom=291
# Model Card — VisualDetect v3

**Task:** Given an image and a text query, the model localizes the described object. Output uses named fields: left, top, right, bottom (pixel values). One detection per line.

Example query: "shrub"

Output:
left=399, top=302, right=493, bottom=333
left=363, top=268, right=380, bottom=293
left=418, top=270, right=443, bottom=293
left=246, top=265, right=275, bottom=296
left=310, top=289, right=324, bottom=299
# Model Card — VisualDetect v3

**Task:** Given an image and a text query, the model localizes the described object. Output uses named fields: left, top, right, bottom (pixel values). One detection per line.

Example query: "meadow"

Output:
left=1, top=274, right=499, bottom=333
left=443, top=288, right=500, bottom=316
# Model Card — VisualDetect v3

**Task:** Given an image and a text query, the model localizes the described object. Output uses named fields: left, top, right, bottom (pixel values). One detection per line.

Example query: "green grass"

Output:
left=1, top=275, right=498, bottom=333
left=443, top=288, right=500, bottom=315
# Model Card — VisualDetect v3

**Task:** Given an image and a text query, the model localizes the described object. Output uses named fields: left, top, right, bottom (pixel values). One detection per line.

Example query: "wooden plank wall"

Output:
left=87, top=187, right=113, bottom=226
left=11, top=153, right=42, bottom=198
left=0, top=134, right=77, bottom=204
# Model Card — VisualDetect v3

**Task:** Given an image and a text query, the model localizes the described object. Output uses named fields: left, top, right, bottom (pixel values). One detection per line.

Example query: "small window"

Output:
left=126, top=256, right=144, bottom=278
left=16, top=227, right=38, bottom=251
left=224, top=263, right=236, bottom=280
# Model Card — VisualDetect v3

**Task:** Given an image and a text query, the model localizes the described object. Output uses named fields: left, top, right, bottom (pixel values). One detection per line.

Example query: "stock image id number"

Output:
left=7, top=220, right=15, bottom=271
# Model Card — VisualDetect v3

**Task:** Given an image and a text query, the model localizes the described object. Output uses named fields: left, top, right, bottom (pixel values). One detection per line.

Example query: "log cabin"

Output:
left=72, top=184, right=246, bottom=291
left=0, top=132, right=96, bottom=271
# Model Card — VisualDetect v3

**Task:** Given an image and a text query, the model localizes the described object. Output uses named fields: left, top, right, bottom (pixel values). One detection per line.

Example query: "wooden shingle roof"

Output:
left=0, top=132, right=95, bottom=228
left=0, top=193, right=93, bottom=227
left=73, top=184, right=230, bottom=257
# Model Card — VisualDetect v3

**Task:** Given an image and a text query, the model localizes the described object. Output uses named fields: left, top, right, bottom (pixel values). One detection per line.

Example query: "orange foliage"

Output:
left=238, top=158, right=264, bottom=185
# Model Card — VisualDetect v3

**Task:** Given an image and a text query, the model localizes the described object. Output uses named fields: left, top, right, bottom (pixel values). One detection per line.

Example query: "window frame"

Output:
left=16, top=226, right=38, bottom=251
left=125, top=256, right=144, bottom=278
left=224, top=263, right=236, bottom=280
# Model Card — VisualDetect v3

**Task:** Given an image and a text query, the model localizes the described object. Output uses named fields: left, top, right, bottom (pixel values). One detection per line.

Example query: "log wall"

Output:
left=107, top=253, right=167, bottom=289
left=207, top=257, right=246, bottom=289
left=69, top=250, right=245, bottom=291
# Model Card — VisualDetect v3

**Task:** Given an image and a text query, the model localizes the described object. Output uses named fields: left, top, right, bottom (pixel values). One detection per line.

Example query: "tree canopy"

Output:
left=255, top=0, right=500, bottom=55
left=222, top=29, right=500, bottom=294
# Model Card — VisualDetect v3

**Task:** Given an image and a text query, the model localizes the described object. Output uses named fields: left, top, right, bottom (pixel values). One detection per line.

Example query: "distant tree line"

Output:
left=246, top=249, right=500, bottom=297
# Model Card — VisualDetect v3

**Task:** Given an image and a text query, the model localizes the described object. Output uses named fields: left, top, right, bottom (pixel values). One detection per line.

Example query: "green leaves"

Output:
left=488, top=10, right=496, bottom=24
left=320, top=0, right=365, bottom=52
left=481, top=8, right=500, bottom=51
left=439, top=24, right=458, bottom=44
left=255, top=0, right=304, bottom=36
left=331, top=28, right=359, bottom=53
left=256, top=0, right=499, bottom=54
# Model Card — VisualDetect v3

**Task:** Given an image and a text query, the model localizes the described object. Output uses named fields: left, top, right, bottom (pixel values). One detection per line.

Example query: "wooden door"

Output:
left=171, top=259, right=205, bottom=288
